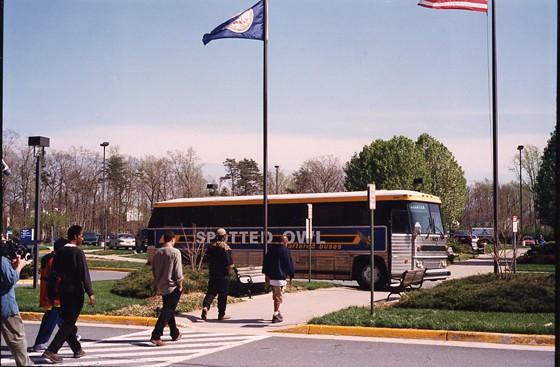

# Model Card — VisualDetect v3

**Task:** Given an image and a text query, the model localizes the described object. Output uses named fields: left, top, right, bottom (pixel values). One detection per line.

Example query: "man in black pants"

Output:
left=150, top=231, right=183, bottom=346
left=42, top=225, right=95, bottom=364
left=201, top=228, right=233, bottom=321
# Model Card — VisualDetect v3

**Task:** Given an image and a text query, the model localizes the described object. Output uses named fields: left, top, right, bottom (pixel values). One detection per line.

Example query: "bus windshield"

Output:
left=408, top=202, right=444, bottom=235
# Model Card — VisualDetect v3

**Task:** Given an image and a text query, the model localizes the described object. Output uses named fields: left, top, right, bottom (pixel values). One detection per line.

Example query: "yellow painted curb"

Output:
left=275, top=325, right=446, bottom=340
left=446, top=330, right=555, bottom=346
left=21, top=312, right=158, bottom=327
left=273, top=325, right=555, bottom=346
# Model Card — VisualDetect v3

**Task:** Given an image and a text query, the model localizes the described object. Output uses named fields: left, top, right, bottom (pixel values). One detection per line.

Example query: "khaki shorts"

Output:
left=271, top=285, right=286, bottom=303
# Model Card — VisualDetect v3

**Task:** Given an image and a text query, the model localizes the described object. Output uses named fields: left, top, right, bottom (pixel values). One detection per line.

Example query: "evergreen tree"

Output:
left=534, top=127, right=556, bottom=227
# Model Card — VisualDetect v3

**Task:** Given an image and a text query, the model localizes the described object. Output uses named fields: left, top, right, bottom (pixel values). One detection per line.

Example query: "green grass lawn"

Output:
left=516, top=263, right=555, bottom=273
left=309, top=306, right=554, bottom=335
left=16, top=280, right=148, bottom=315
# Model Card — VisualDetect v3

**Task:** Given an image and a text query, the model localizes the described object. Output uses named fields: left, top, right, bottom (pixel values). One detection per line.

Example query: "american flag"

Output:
left=418, top=0, right=488, bottom=13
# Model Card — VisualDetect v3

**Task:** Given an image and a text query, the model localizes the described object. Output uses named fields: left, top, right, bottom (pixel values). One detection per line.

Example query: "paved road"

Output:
left=1, top=322, right=554, bottom=367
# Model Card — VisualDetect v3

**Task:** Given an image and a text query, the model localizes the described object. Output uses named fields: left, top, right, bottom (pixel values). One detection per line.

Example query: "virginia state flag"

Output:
left=203, top=1, right=265, bottom=45
left=418, top=0, right=487, bottom=13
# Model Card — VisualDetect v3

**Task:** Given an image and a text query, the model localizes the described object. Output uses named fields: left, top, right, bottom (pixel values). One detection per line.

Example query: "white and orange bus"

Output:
left=146, top=190, right=450, bottom=288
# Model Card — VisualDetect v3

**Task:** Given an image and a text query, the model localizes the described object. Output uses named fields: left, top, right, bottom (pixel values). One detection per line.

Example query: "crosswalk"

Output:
left=3, top=330, right=269, bottom=366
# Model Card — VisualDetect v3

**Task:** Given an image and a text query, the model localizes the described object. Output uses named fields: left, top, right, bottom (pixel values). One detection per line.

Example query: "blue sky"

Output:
left=3, top=0, right=557, bottom=184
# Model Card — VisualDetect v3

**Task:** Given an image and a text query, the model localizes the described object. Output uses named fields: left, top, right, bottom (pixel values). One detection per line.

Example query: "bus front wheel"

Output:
left=356, top=259, right=386, bottom=290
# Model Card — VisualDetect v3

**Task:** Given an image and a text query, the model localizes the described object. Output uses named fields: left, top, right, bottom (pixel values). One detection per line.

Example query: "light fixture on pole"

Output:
left=206, top=183, right=218, bottom=196
left=274, top=165, right=279, bottom=195
left=517, top=145, right=524, bottom=235
left=28, top=136, right=50, bottom=289
left=100, top=142, right=109, bottom=250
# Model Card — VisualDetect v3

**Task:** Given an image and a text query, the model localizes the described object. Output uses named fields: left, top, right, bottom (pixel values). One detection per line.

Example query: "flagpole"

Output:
left=490, top=0, right=499, bottom=274
left=263, top=0, right=269, bottom=256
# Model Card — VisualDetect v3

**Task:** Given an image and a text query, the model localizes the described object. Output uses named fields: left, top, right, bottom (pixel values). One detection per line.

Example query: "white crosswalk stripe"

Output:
left=2, top=330, right=269, bottom=366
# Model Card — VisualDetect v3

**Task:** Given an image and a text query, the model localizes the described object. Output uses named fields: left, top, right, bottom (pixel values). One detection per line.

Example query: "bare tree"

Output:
left=168, top=149, right=207, bottom=198
left=292, top=155, right=345, bottom=193
left=137, top=155, right=168, bottom=206
left=510, top=145, right=541, bottom=230
left=267, top=167, right=292, bottom=195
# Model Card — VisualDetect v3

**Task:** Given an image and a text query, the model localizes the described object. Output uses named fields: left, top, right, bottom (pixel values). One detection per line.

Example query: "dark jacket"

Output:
left=52, top=245, right=94, bottom=297
left=205, top=241, right=233, bottom=279
left=263, top=244, right=295, bottom=281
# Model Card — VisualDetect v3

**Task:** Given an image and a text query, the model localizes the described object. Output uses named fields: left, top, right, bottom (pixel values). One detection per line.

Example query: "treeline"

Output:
left=2, top=128, right=555, bottom=241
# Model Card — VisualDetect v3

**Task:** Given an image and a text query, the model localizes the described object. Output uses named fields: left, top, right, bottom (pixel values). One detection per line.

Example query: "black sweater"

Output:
left=53, top=245, right=94, bottom=296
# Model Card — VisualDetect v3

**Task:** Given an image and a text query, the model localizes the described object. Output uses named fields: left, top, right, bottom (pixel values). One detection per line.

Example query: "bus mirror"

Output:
left=414, top=222, right=422, bottom=235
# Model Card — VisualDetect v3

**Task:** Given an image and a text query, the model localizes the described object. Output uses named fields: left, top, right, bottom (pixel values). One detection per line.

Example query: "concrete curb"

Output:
left=274, top=325, right=555, bottom=346
left=21, top=312, right=159, bottom=327
left=89, top=267, right=137, bottom=272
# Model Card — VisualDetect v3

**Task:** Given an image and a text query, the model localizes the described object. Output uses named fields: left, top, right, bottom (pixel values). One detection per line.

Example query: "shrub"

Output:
left=396, top=273, right=555, bottom=313
left=111, top=266, right=214, bottom=298
left=111, top=265, right=156, bottom=298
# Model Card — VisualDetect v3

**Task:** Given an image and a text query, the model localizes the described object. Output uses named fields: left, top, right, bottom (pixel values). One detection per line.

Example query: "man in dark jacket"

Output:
left=201, top=228, right=234, bottom=321
left=42, top=225, right=94, bottom=364
left=263, top=235, right=295, bottom=323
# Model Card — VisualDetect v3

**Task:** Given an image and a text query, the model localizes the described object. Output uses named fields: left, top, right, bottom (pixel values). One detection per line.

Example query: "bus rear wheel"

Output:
left=356, top=259, right=386, bottom=290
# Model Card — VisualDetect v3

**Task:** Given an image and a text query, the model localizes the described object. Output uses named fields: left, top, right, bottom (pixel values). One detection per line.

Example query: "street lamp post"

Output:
left=100, top=142, right=109, bottom=250
left=28, top=136, right=49, bottom=289
left=274, top=165, right=279, bottom=194
left=517, top=145, right=524, bottom=235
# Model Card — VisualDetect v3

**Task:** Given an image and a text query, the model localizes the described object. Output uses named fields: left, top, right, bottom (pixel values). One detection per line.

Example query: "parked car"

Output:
left=521, top=236, right=535, bottom=246
left=82, top=232, right=99, bottom=246
left=452, top=230, right=472, bottom=245
left=108, top=233, right=136, bottom=250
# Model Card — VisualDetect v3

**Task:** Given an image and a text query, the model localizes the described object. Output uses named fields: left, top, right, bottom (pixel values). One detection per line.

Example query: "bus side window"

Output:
left=391, top=210, right=410, bottom=234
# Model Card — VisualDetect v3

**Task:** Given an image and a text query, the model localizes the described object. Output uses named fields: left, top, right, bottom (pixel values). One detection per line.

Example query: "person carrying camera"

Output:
left=1, top=241, right=34, bottom=366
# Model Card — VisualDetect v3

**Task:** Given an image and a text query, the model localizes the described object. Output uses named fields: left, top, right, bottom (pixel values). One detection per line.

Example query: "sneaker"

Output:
left=76, top=334, right=81, bottom=342
left=150, top=339, right=166, bottom=347
left=42, top=350, right=63, bottom=364
left=218, top=314, right=231, bottom=320
left=171, top=332, right=182, bottom=341
left=73, top=349, right=86, bottom=359
left=32, top=343, right=48, bottom=352
left=277, top=312, right=284, bottom=322
left=201, top=307, right=208, bottom=321
left=272, top=314, right=281, bottom=323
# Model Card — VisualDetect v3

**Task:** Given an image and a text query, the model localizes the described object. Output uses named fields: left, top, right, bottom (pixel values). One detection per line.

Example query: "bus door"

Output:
left=390, top=210, right=413, bottom=277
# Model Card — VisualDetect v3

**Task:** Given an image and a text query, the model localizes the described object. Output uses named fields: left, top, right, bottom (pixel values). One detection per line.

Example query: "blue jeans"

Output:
left=34, top=307, right=63, bottom=347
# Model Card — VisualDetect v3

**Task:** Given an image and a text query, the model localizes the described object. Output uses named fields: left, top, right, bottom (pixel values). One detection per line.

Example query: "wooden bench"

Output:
left=386, top=268, right=426, bottom=301
left=234, top=266, right=267, bottom=298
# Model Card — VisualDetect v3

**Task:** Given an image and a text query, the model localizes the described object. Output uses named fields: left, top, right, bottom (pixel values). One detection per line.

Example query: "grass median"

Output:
left=310, top=272, right=555, bottom=335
